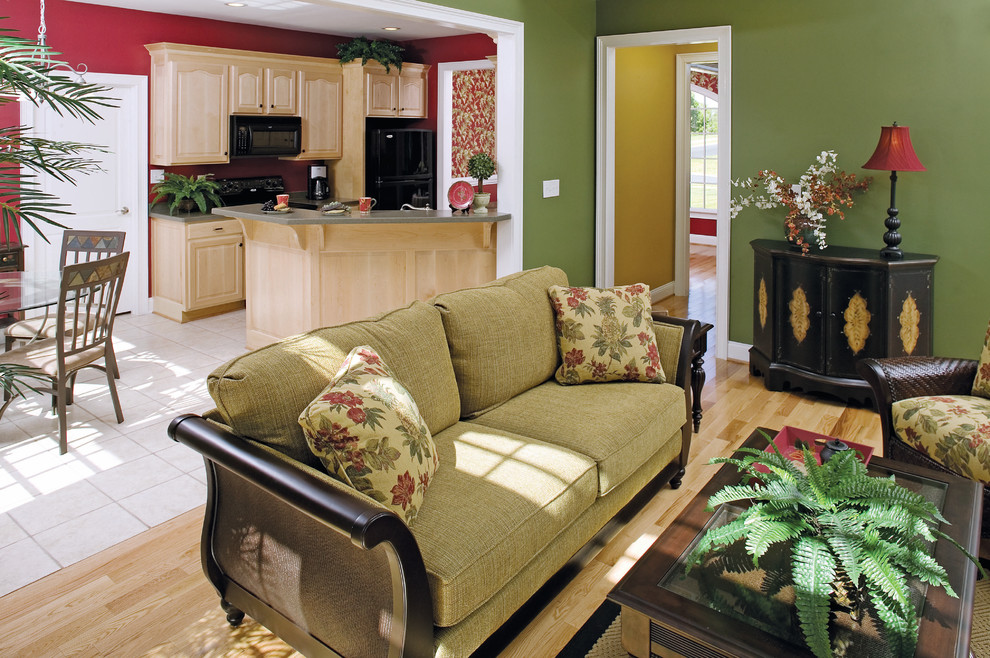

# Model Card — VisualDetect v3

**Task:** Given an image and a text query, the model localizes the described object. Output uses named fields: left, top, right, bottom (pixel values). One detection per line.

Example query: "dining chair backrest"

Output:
left=60, top=231, right=126, bottom=267
left=56, top=251, right=129, bottom=361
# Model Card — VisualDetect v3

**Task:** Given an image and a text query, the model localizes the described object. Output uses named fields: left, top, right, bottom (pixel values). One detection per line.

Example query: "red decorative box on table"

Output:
left=761, top=426, right=873, bottom=469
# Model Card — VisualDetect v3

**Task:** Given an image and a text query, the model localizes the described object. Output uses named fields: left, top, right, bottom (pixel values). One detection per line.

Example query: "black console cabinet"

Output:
left=750, top=239, right=938, bottom=404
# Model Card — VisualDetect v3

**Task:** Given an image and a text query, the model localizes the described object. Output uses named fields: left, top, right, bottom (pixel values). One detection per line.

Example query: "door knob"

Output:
left=116, top=206, right=130, bottom=215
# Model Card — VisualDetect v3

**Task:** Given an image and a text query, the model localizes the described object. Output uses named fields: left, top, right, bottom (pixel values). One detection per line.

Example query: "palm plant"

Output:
left=0, top=23, right=113, bottom=395
left=686, top=437, right=983, bottom=658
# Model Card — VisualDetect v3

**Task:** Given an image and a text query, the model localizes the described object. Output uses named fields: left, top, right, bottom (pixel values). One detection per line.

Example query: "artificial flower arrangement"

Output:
left=731, top=151, right=871, bottom=254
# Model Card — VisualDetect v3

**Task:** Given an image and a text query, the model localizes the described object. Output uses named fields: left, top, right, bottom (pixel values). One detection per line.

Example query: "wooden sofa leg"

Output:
left=221, top=599, right=245, bottom=627
left=670, top=467, right=685, bottom=490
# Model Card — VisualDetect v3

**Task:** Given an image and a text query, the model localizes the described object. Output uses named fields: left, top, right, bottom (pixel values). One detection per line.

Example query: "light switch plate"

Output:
left=150, top=169, right=165, bottom=184
left=543, top=179, right=560, bottom=198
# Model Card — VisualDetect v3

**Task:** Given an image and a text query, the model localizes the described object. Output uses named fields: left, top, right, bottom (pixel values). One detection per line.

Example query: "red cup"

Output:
left=358, top=197, right=377, bottom=213
left=276, top=194, right=289, bottom=206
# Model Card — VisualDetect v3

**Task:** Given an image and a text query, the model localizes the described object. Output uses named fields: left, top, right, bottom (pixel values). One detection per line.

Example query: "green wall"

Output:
left=598, top=0, right=990, bottom=357
left=427, top=0, right=599, bottom=284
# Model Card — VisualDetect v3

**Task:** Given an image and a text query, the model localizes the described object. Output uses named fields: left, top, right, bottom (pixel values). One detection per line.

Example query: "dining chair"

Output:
left=4, top=230, right=126, bottom=351
left=0, top=251, right=130, bottom=454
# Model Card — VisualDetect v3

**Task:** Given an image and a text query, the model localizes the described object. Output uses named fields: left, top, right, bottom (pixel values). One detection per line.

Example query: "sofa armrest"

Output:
left=168, top=414, right=434, bottom=658
left=651, top=313, right=700, bottom=392
left=856, top=356, right=978, bottom=459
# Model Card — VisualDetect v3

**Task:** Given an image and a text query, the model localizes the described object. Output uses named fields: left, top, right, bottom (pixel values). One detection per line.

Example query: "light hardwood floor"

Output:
left=0, top=358, right=883, bottom=657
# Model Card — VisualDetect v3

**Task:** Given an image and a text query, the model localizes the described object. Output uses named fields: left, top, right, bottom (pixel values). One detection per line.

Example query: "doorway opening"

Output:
left=596, top=26, right=731, bottom=359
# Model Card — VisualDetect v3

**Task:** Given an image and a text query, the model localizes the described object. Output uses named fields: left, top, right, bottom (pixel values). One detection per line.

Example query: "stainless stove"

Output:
left=215, top=176, right=285, bottom=206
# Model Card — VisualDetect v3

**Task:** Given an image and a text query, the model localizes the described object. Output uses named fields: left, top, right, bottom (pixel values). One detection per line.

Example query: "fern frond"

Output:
left=707, top=483, right=765, bottom=508
left=744, top=517, right=806, bottom=561
left=791, top=536, right=836, bottom=658
left=867, top=589, right=918, bottom=658
left=822, top=531, right=864, bottom=586
left=859, top=545, right=912, bottom=614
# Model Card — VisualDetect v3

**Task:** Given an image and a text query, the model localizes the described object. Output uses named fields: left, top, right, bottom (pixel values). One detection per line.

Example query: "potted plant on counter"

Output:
left=150, top=172, right=224, bottom=215
left=467, top=152, right=496, bottom=214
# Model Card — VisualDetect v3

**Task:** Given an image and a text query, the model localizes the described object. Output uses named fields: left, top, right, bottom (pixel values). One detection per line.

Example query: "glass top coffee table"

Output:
left=608, top=427, right=981, bottom=658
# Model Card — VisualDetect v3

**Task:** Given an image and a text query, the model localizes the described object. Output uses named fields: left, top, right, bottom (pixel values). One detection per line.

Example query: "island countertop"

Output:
left=211, top=203, right=509, bottom=225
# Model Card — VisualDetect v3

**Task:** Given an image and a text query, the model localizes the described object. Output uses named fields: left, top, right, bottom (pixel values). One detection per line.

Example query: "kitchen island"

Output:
left=211, top=204, right=509, bottom=349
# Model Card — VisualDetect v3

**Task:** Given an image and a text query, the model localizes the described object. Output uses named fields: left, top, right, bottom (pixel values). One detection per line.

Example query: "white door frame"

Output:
left=596, top=26, right=732, bottom=360
left=323, top=0, right=524, bottom=277
left=675, top=51, right=718, bottom=297
left=20, top=71, right=150, bottom=315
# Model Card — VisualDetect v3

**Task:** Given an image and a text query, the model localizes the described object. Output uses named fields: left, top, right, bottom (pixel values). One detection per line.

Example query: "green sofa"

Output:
left=169, top=266, right=698, bottom=657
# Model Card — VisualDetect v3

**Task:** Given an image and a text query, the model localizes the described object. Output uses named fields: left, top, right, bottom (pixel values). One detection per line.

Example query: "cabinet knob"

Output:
left=259, top=104, right=262, bottom=108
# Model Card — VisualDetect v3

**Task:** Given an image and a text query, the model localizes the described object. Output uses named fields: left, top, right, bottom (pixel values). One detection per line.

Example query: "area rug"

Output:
left=559, top=579, right=990, bottom=658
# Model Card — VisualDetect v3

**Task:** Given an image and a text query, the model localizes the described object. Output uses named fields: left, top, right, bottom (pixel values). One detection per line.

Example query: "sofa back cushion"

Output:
left=433, top=266, right=568, bottom=418
left=208, top=301, right=460, bottom=467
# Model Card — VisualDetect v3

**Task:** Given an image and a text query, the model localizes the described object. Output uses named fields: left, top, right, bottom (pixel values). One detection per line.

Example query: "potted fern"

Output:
left=150, top=172, right=223, bottom=215
left=686, top=437, right=983, bottom=658
left=466, top=152, right=496, bottom=214
left=337, top=37, right=404, bottom=73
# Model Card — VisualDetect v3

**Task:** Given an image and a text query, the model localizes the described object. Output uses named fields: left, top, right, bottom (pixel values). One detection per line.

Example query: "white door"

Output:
left=20, top=72, right=149, bottom=315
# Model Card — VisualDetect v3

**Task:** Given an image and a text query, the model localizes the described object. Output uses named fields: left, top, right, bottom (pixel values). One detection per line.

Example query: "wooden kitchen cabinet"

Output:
left=229, top=62, right=297, bottom=115
left=362, top=62, right=429, bottom=118
left=152, top=217, right=245, bottom=323
left=148, top=45, right=229, bottom=166
left=282, top=65, right=342, bottom=160
left=750, top=239, right=938, bottom=404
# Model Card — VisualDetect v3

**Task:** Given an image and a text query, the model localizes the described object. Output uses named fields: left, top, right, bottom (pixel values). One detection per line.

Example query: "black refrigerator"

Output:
left=366, top=129, right=435, bottom=210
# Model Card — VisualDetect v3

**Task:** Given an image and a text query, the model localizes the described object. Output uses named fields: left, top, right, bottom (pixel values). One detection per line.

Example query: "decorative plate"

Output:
left=262, top=208, right=293, bottom=214
left=448, top=181, right=474, bottom=209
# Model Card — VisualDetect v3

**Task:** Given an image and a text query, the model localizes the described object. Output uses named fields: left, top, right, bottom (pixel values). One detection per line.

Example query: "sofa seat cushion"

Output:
left=432, top=266, right=568, bottom=418
left=471, top=380, right=686, bottom=496
left=208, top=301, right=460, bottom=468
left=892, top=394, right=990, bottom=485
left=412, top=421, right=598, bottom=627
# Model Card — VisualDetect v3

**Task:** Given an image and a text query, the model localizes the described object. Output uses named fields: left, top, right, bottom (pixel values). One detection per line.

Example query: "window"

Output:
left=689, top=66, right=718, bottom=213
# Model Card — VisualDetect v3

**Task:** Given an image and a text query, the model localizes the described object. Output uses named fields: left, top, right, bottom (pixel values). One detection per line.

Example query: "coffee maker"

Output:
left=307, top=164, right=329, bottom=200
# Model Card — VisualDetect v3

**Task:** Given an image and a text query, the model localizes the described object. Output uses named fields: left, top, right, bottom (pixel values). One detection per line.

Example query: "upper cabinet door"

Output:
left=290, top=67, right=342, bottom=160
left=366, top=72, right=397, bottom=116
left=230, top=63, right=264, bottom=114
left=266, top=66, right=298, bottom=115
left=171, top=60, right=229, bottom=164
left=398, top=74, right=427, bottom=118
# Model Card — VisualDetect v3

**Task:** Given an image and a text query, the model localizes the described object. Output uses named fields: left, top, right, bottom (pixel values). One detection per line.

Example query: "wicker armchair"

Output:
left=856, top=356, right=988, bottom=536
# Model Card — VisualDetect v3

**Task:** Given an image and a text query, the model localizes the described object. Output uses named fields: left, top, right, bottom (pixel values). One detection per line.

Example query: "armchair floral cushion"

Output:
left=548, top=284, right=665, bottom=385
left=299, top=345, right=439, bottom=525
left=973, top=319, right=990, bottom=398
left=891, top=395, right=990, bottom=485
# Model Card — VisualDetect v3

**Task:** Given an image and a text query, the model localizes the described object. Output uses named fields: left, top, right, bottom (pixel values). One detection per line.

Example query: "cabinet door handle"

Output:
left=214, top=227, right=224, bottom=232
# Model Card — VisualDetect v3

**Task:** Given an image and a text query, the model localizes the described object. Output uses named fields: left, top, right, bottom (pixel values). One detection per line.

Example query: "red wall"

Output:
left=691, top=216, right=717, bottom=237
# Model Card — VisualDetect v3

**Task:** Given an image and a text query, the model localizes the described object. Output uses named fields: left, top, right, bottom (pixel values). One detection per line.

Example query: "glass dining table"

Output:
left=0, top=271, right=64, bottom=328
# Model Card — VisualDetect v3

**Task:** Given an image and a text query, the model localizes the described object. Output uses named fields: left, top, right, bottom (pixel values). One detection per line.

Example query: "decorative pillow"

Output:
left=973, top=318, right=990, bottom=398
left=548, top=284, right=665, bottom=385
left=299, top=346, right=439, bottom=525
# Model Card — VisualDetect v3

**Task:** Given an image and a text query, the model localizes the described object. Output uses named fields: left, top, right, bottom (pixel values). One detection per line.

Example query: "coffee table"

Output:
left=608, top=427, right=982, bottom=658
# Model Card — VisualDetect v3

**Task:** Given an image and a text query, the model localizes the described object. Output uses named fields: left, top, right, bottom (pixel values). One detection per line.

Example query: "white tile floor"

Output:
left=0, top=309, right=248, bottom=597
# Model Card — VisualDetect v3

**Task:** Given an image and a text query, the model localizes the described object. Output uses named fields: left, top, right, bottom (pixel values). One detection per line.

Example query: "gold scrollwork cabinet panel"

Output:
left=750, top=239, right=938, bottom=404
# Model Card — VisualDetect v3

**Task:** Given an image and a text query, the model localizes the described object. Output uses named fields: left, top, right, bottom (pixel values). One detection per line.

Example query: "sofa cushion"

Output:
left=973, top=319, right=990, bottom=398
left=432, top=266, right=568, bottom=418
left=299, top=346, right=439, bottom=525
left=471, top=380, right=685, bottom=496
left=208, top=301, right=460, bottom=468
left=892, top=394, right=990, bottom=485
left=548, top=284, right=665, bottom=385
left=412, top=421, right=598, bottom=627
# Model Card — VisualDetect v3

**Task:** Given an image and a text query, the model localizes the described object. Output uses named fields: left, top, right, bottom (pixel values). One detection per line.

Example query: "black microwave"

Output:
left=231, top=115, right=302, bottom=157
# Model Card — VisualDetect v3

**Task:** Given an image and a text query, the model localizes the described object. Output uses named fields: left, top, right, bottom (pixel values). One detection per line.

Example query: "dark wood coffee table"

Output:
left=608, top=427, right=982, bottom=658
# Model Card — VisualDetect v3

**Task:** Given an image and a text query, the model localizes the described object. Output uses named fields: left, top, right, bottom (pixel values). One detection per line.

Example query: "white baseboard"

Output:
left=650, top=282, right=675, bottom=304
left=690, top=234, right=717, bottom=246
left=727, top=340, right=751, bottom=363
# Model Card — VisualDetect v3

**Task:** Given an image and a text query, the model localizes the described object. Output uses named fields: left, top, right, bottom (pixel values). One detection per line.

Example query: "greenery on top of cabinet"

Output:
left=337, top=37, right=404, bottom=73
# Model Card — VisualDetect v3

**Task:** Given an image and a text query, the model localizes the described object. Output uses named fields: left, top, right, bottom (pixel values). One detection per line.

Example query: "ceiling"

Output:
left=65, top=0, right=474, bottom=41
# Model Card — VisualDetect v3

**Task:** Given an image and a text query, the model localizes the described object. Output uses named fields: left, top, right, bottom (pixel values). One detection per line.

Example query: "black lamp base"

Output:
left=880, top=170, right=904, bottom=260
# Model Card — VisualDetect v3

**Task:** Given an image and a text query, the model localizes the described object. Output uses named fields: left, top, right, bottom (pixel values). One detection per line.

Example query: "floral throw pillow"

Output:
left=548, top=284, right=665, bottom=385
left=973, top=319, right=990, bottom=398
left=298, top=346, right=439, bottom=525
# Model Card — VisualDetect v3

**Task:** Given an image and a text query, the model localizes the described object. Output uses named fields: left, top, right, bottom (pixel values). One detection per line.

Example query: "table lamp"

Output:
left=862, top=123, right=926, bottom=260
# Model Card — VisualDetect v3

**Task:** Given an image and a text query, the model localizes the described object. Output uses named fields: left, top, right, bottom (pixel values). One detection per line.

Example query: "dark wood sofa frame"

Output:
left=168, top=314, right=700, bottom=658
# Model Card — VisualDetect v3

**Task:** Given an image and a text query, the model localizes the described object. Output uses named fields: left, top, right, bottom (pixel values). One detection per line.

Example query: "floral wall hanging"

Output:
left=451, top=68, right=496, bottom=179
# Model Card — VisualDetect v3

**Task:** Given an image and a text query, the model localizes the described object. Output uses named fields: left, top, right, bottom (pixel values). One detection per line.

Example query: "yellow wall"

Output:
left=614, top=42, right=716, bottom=289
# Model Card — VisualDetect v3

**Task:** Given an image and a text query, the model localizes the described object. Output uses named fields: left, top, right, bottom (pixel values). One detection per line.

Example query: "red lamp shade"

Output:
left=862, top=125, right=926, bottom=172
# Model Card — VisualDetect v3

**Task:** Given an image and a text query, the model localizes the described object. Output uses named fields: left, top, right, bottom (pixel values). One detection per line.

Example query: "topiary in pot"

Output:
left=150, top=172, right=223, bottom=215
left=466, top=152, right=496, bottom=214
left=686, top=435, right=984, bottom=658
left=337, top=37, right=404, bottom=73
